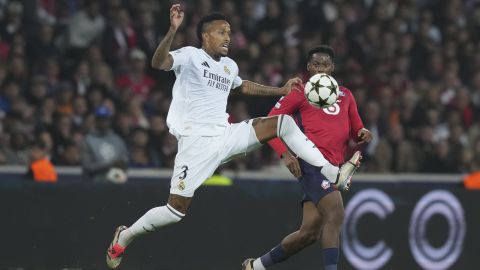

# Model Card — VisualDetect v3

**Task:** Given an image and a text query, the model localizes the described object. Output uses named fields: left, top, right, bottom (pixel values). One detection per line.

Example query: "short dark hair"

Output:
left=196, top=12, right=229, bottom=43
left=307, top=45, right=335, bottom=62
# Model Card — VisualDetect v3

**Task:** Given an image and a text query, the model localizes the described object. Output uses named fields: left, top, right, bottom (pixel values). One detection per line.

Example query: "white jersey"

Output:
left=167, top=46, right=243, bottom=137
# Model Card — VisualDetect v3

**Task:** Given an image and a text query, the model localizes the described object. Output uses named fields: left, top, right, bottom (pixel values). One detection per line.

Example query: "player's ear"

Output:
left=202, top=32, right=208, bottom=45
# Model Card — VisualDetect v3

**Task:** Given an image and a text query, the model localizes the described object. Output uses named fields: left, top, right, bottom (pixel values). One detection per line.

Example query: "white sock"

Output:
left=277, top=115, right=339, bottom=183
left=253, top=258, right=266, bottom=270
left=320, top=163, right=340, bottom=183
left=118, top=204, right=184, bottom=247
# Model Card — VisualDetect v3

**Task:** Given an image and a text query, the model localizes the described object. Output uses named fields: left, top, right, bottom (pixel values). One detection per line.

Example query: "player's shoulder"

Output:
left=221, top=56, right=238, bottom=67
left=220, top=56, right=239, bottom=73
left=339, top=85, right=351, bottom=94
left=338, top=85, right=354, bottom=97
left=172, top=46, right=198, bottom=55
left=293, top=84, right=306, bottom=97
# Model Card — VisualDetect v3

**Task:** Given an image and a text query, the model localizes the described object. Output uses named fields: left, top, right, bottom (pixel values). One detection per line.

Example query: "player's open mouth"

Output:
left=222, top=44, right=229, bottom=49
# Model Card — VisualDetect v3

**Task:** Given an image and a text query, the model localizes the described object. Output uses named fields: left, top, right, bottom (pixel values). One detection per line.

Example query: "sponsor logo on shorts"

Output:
left=321, top=180, right=330, bottom=189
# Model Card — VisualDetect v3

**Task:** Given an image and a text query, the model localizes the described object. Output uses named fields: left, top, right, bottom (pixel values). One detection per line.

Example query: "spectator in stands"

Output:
left=71, top=60, right=91, bottom=96
left=0, top=1, right=23, bottom=43
left=52, top=140, right=80, bottom=166
left=147, top=114, right=168, bottom=167
left=125, top=96, right=149, bottom=129
left=129, top=127, right=155, bottom=168
left=71, top=96, right=89, bottom=128
left=374, top=124, right=417, bottom=172
left=158, top=134, right=177, bottom=169
left=0, top=80, right=21, bottom=114
left=470, top=136, right=480, bottom=171
left=67, top=0, right=105, bottom=57
left=27, top=141, right=57, bottom=183
left=27, top=140, right=58, bottom=183
left=81, top=105, right=128, bottom=182
left=115, top=49, right=155, bottom=101
left=51, top=113, right=73, bottom=158
left=103, top=8, right=137, bottom=67
left=136, top=12, right=158, bottom=59
left=27, top=75, right=48, bottom=107
left=1, top=0, right=480, bottom=174
left=3, top=130, right=29, bottom=165
left=27, top=22, right=57, bottom=68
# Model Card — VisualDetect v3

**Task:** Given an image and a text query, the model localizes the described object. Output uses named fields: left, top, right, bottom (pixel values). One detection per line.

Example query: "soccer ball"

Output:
left=106, top=167, right=128, bottom=184
left=304, top=73, right=339, bottom=108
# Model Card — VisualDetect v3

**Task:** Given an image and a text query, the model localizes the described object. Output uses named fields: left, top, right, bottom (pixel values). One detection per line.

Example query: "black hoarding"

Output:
left=0, top=177, right=477, bottom=269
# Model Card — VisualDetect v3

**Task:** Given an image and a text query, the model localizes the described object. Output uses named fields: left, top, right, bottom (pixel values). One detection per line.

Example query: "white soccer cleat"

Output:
left=106, top=225, right=128, bottom=269
left=242, top=258, right=255, bottom=270
left=335, top=151, right=362, bottom=191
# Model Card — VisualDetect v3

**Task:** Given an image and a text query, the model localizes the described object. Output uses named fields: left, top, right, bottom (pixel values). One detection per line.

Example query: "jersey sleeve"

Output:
left=169, top=46, right=195, bottom=73
left=347, top=89, right=365, bottom=141
left=231, top=61, right=243, bottom=89
left=232, top=75, right=242, bottom=89
left=267, top=88, right=304, bottom=156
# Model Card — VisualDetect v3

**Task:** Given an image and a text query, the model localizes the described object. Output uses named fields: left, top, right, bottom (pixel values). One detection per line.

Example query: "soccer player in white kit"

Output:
left=106, top=5, right=361, bottom=269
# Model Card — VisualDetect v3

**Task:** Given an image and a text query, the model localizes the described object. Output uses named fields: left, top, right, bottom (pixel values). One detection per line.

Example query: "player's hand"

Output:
left=281, top=151, right=302, bottom=178
left=357, top=128, right=373, bottom=144
left=281, top=77, right=303, bottom=95
left=170, top=4, right=184, bottom=31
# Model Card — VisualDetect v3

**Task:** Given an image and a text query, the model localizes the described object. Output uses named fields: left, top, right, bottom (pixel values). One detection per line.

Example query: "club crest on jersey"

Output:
left=224, top=65, right=230, bottom=75
left=338, top=90, right=345, bottom=96
left=321, top=180, right=331, bottom=189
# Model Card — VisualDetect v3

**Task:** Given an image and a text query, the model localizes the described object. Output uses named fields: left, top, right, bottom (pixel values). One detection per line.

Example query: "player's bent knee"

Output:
left=277, top=114, right=296, bottom=137
left=299, top=222, right=322, bottom=245
left=167, top=194, right=193, bottom=215
left=252, top=116, right=280, bottom=142
left=298, top=229, right=319, bottom=245
left=165, top=204, right=185, bottom=223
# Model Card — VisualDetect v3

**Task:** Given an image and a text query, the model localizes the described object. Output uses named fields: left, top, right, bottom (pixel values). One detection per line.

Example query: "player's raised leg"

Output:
left=251, top=115, right=361, bottom=189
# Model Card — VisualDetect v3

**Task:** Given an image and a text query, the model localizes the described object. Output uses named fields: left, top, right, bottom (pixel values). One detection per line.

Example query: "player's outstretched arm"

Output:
left=239, top=78, right=302, bottom=96
left=151, top=4, right=184, bottom=70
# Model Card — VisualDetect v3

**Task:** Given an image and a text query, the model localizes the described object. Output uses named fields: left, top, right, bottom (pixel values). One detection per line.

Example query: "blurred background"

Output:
left=1, top=0, right=480, bottom=173
left=0, top=0, right=479, bottom=269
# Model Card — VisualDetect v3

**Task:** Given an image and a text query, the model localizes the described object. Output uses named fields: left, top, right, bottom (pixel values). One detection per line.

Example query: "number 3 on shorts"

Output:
left=179, top=165, right=189, bottom=180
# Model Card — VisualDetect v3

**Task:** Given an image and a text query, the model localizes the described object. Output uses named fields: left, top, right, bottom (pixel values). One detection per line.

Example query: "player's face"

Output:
left=203, top=20, right=231, bottom=57
left=307, top=53, right=334, bottom=75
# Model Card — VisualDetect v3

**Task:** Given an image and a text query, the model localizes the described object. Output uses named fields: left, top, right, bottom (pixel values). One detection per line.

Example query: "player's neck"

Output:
left=201, top=46, right=221, bottom=61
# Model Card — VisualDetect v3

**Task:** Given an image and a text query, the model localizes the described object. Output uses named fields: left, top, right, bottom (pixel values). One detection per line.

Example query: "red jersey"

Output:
left=116, top=74, right=155, bottom=101
left=268, top=85, right=364, bottom=166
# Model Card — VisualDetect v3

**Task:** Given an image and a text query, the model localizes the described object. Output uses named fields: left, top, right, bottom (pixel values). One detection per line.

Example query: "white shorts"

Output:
left=170, top=120, right=261, bottom=197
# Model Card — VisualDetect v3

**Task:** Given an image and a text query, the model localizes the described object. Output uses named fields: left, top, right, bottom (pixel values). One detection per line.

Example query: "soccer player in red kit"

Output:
left=242, top=45, right=372, bottom=270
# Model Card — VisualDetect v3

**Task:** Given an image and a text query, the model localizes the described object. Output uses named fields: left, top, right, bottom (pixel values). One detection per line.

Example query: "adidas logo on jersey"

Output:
left=201, top=61, right=210, bottom=68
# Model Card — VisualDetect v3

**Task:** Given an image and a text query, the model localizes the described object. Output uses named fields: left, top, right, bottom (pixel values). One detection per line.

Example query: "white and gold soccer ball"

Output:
left=304, top=73, right=339, bottom=108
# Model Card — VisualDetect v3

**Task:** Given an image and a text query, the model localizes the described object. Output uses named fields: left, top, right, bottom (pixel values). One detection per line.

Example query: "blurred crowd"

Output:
left=1, top=0, right=480, bottom=174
